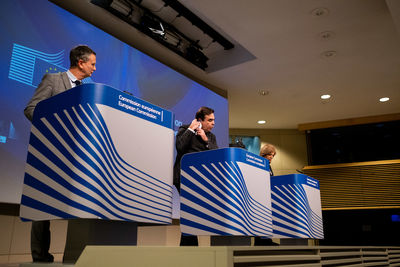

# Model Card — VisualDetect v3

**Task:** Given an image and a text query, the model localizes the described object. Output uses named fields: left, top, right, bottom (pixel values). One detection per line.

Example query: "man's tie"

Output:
left=73, top=80, right=82, bottom=86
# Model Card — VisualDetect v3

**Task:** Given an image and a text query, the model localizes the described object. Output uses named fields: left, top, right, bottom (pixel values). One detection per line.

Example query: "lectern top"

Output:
left=34, top=83, right=174, bottom=129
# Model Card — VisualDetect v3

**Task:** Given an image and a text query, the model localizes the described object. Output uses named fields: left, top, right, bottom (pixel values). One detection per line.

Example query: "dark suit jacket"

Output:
left=24, top=72, right=72, bottom=121
left=173, top=124, right=218, bottom=189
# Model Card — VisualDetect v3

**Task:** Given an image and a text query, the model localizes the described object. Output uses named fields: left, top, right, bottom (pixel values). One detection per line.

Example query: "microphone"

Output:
left=195, top=121, right=202, bottom=135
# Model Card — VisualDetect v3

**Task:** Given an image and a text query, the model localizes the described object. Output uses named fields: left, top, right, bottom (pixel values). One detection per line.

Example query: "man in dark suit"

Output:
left=24, top=45, right=96, bottom=262
left=173, top=106, right=218, bottom=191
left=173, top=106, right=218, bottom=245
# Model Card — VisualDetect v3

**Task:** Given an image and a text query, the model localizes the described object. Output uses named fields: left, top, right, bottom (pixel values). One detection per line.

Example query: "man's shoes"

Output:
left=180, top=235, right=198, bottom=246
left=33, top=253, right=54, bottom=263
left=254, top=237, right=278, bottom=246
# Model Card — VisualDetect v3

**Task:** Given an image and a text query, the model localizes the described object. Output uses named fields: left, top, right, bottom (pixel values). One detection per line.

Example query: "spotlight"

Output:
left=141, top=13, right=165, bottom=38
left=163, top=31, right=182, bottom=47
left=185, top=46, right=208, bottom=69
left=92, top=0, right=210, bottom=70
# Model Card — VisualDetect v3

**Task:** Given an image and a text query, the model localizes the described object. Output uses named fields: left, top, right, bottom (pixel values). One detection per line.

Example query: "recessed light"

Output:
left=318, top=31, right=335, bottom=41
left=257, top=120, right=266, bottom=124
left=311, top=7, right=330, bottom=17
left=258, top=90, right=269, bottom=96
left=321, top=94, right=331, bottom=100
left=380, top=97, right=389, bottom=102
left=321, top=50, right=337, bottom=58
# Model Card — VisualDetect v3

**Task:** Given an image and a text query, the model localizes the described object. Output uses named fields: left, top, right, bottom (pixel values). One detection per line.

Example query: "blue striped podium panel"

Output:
left=20, top=84, right=175, bottom=224
left=271, top=174, right=324, bottom=239
left=180, top=148, right=273, bottom=237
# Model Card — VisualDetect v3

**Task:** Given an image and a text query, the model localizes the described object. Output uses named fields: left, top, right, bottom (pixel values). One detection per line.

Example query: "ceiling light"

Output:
left=321, top=50, right=337, bottom=58
left=161, top=0, right=234, bottom=50
left=92, top=0, right=210, bottom=70
left=318, top=31, right=335, bottom=41
left=380, top=97, right=389, bottom=102
left=257, top=120, right=266, bottom=124
left=258, top=90, right=269, bottom=96
left=311, top=7, right=330, bottom=17
left=321, top=94, right=331, bottom=100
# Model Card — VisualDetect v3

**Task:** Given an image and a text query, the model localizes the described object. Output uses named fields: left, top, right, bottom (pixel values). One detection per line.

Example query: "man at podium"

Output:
left=173, top=106, right=218, bottom=245
left=23, top=45, right=96, bottom=262
left=24, top=45, right=96, bottom=120
left=173, top=106, right=218, bottom=191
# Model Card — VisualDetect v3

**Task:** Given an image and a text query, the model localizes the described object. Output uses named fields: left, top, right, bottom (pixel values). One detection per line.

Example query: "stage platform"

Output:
left=19, top=246, right=400, bottom=267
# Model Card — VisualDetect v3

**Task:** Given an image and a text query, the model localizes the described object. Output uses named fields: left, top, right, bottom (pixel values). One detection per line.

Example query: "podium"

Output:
left=20, top=84, right=175, bottom=261
left=180, top=148, right=273, bottom=238
left=179, top=149, right=324, bottom=243
left=271, top=174, right=324, bottom=239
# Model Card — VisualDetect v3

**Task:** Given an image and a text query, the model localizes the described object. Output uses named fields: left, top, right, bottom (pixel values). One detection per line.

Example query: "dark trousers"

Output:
left=254, top=237, right=276, bottom=246
left=31, top=220, right=53, bottom=262
left=180, top=235, right=198, bottom=246
left=174, top=182, right=199, bottom=246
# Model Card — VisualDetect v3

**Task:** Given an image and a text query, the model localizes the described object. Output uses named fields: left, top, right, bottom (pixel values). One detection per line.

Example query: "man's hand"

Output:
left=189, top=119, right=201, bottom=130
left=196, top=128, right=208, bottom=142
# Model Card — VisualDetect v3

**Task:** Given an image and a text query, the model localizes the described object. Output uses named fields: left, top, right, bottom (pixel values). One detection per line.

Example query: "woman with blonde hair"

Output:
left=260, top=143, right=276, bottom=176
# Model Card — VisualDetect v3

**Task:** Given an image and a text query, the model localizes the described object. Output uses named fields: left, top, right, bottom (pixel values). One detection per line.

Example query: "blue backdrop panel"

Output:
left=271, top=174, right=324, bottom=239
left=180, top=148, right=273, bottom=236
left=0, top=0, right=228, bottom=204
left=20, top=84, right=174, bottom=224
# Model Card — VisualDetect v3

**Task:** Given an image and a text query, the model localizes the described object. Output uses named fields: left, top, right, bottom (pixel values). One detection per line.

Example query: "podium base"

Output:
left=63, top=219, right=137, bottom=263
left=210, top=236, right=252, bottom=246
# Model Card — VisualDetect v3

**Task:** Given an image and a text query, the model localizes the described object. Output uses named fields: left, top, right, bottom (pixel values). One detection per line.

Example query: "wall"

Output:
left=229, top=129, right=308, bottom=176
